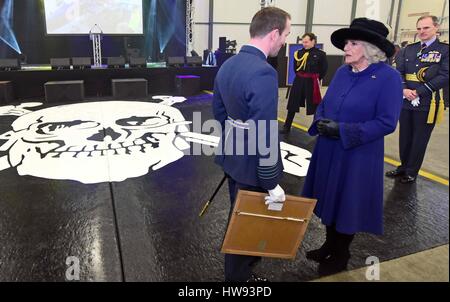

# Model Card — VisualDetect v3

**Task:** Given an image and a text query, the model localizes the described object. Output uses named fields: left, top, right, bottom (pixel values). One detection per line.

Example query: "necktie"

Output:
left=418, top=43, right=427, bottom=57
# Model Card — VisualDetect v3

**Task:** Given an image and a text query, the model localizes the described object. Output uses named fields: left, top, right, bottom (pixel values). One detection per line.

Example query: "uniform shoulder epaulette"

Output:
left=439, top=41, right=449, bottom=45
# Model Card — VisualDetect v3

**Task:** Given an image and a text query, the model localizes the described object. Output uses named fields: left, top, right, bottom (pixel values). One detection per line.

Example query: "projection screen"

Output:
left=44, top=0, right=143, bottom=35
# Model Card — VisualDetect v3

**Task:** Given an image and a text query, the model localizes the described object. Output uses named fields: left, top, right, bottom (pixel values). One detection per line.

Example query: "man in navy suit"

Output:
left=213, top=7, right=291, bottom=282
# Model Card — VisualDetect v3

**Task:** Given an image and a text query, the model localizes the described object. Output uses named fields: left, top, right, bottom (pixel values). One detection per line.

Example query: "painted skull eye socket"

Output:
left=116, top=116, right=170, bottom=128
left=36, top=121, right=101, bottom=135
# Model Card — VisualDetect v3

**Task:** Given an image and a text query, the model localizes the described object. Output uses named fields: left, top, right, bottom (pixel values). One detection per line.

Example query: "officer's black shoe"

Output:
left=400, top=175, right=417, bottom=184
left=385, top=169, right=405, bottom=178
left=246, top=274, right=269, bottom=282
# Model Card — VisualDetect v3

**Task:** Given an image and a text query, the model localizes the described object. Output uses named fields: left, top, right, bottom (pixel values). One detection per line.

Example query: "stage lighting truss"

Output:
left=226, top=40, right=237, bottom=54
left=186, top=0, right=196, bottom=56
left=260, top=0, right=276, bottom=9
left=89, top=24, right=103, bottom=68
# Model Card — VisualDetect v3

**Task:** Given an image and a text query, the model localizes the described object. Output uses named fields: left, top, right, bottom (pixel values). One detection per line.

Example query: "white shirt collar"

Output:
left=422, top=36, right=437, bottom=47
left=245, top=44, right=268, bottom=58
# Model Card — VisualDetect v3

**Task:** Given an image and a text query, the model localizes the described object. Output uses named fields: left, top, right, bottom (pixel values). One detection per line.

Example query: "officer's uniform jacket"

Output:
left=212, top=45, right=283, bottom=190
left=396, top=39, right=449, bottom=116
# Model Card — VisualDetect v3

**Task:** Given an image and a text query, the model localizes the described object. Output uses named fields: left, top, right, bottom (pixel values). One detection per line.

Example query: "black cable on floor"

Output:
left=104, top=124, right=125, bottom=281
left=109, top=181, right=126, bottom=282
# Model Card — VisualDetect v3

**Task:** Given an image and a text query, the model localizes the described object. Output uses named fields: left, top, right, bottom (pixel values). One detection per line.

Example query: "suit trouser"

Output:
left=224, top=177, right=264, bottom=281
left=283, top=111, right=296, bottom=131
left=398, top=109, right=436, bottom=176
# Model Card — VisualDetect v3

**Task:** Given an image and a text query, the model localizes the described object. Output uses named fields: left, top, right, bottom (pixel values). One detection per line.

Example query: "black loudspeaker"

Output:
left=129, top=57, right=147, bottom=68
left=167, top=56, right=185, bottom=67
left=50, top=58, right=71, bottom=70
left=112, top=78, right=148, bottom=99
left=175, top=75, right=200, bottom=96
left=0, top=59, right=20, bottom=71
left=186, top=56, right=203, bottom=67
left=0, top=81, right=14, bottom=104
left=44, top=80, right=85, bottom=103
left=106, top=57, right=126, bottom=68
left=203, top=49, right=209, bottom=64
left=72, top=57, right=92, bottom=69
left=216, top=52, right=234, bottom=67
left=126, top=48, right=140, bottom=59
left=219, top=37, right=227, bottom=52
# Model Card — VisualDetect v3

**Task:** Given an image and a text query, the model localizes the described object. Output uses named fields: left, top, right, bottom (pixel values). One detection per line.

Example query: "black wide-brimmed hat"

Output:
left=331, top=18, right=395, bottom=58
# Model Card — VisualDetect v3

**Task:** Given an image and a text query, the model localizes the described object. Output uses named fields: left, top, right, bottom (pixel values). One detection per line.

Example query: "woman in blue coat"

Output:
left=302, top=18, right=403, bottom=276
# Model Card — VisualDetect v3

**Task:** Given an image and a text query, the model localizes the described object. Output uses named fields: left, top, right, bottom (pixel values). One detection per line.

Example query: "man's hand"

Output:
left=403, top=89, right=418, bottom=101
left=265, top=185, right=286, bottom=205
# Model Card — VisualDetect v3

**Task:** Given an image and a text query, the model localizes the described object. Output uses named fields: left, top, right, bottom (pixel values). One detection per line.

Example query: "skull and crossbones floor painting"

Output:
left=0, top=97, right=312, bottom=183
left=0, top=95, right=447, bottom=282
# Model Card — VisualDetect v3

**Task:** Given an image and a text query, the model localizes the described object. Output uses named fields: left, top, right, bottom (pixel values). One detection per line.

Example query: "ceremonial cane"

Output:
left=199, top=175, right=227, bottom=217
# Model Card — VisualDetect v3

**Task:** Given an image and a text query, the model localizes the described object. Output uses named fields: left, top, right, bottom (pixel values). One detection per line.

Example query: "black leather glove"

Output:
left=317, top=119, right=340, bottom=139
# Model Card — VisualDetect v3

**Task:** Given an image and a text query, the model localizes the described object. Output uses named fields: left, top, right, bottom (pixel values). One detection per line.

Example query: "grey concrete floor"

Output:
left=315, top=244, right=449, bottom=282
left=278, top=87, right=449, bottom=282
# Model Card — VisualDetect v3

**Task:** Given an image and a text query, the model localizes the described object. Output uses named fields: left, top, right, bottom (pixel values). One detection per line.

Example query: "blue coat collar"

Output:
left=240, top=45, right=267, bottom=61
left=345, top=62, right=384, bottom=77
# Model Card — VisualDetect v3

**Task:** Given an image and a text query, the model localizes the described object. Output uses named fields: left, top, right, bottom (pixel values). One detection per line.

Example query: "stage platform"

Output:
left=0, top=64, right=218, bottom=100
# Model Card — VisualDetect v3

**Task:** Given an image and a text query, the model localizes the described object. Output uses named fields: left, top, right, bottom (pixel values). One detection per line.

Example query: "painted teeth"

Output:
left=40, top=139, right=153, bottom=156
left=84, top=145, right=96, bottom=151
left=68, top=146, right=84, bottom=152
left=134, top=139, right=146, bottom=145
left=110, top=143, right=122, bottom=149
left=96, top=144, right=110, bottom=151
left=42, top=143, right=158, bottom=159
left=54, top=146, right=71, bottom=152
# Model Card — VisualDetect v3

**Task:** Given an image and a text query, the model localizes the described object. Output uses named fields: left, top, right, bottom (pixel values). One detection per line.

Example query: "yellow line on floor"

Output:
left=384, top=157, right=449, bottom=186
left=280, top=118, right=449, bottom=187
left=278, top=117, right=309, bottom=132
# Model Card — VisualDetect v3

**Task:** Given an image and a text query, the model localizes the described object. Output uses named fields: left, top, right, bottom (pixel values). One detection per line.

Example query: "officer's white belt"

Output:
left=226, top=117, right=250, bottom=130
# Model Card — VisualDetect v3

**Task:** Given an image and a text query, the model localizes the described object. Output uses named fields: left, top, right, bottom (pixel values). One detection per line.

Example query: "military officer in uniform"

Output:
left=386, top=15, right=449, bottom=183
left=281, top=33, right=328, bottom=134
left=213, top=7, right=291, bottom=282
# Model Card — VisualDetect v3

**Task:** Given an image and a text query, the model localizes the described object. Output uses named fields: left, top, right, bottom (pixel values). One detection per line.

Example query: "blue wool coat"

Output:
left=213, top=45, right=283, bottom=190
left=302, top=62, right=403, bottom=235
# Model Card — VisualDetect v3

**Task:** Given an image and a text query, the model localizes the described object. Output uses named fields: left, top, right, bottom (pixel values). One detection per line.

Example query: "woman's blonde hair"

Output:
left=361, top=41, right=388, bottom=63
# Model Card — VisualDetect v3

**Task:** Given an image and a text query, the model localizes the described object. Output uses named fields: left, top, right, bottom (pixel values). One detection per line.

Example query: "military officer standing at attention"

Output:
left=386, top=15, right=449, bottom=183
left=281, top=33, right=328, bottom=134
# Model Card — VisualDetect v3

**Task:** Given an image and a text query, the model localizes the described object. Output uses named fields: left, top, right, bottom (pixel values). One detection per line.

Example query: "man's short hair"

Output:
left=250, top=7, right=291, bottom=38
left=417, top=15, right=440, bottom=26
left=302, top=33, right=317, bottom=42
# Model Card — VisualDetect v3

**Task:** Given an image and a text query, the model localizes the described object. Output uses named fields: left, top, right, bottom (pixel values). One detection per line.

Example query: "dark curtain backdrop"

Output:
left=0, top=0, right=186, bottom=64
